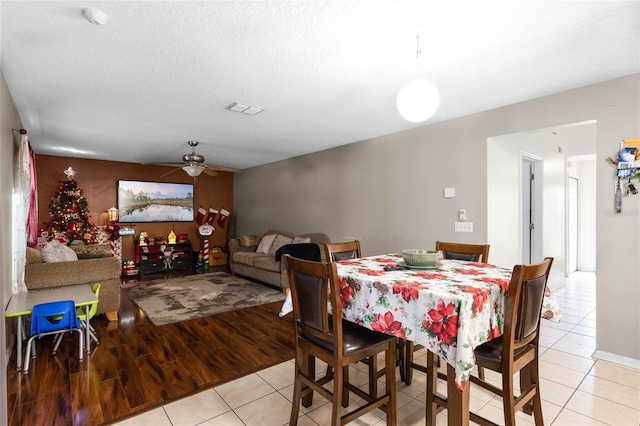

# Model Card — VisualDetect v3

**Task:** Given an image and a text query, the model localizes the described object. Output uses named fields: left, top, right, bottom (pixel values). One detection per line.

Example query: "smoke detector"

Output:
left=82, top=8, right=108, bottom=25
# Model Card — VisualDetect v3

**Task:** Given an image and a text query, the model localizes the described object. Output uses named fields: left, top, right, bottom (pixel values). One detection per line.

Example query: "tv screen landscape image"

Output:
left=117, top=180, right=194, bottom=222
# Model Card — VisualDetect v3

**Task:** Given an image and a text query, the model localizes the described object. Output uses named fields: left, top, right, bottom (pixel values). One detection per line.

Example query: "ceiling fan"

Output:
left=160, top=141, right=241, bottom=178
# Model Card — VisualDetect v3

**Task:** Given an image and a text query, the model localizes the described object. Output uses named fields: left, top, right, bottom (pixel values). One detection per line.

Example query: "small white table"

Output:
left=5, top=284, right=98, bottom=370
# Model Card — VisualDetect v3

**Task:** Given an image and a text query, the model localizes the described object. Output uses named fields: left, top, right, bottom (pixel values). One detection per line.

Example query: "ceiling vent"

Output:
left=228, top=102, right=263, bottom=115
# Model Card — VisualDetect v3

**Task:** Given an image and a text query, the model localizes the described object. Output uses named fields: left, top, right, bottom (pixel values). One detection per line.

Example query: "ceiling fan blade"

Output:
left=203, top=168, right=218, bottom=177
left=205, top=163, right=242, bottom=173
left=159, top=167, right=182, bottom=178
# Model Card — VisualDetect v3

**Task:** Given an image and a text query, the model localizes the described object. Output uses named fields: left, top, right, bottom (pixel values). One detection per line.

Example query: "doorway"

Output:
left=568, top=176, right=578, bottom=273
left=521, top=153, right=543, bottom=264
left=487, top=120, right=596, bottom=288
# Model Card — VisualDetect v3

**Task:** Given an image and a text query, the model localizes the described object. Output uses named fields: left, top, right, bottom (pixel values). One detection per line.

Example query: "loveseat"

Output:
left=25, top=245, right=122, bottom=320
left=229, top=230, right=331, bottom=290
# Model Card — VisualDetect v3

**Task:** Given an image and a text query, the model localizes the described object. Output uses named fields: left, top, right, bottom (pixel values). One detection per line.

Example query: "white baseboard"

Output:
left=592, top=350, right=640, bottom=370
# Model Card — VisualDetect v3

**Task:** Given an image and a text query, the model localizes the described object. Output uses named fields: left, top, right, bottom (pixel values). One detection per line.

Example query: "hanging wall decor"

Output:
left=608, top=138, right=640, bottom=213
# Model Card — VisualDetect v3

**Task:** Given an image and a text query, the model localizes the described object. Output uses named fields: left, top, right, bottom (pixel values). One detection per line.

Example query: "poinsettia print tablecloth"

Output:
left=336, top=254, right=512, bottom=391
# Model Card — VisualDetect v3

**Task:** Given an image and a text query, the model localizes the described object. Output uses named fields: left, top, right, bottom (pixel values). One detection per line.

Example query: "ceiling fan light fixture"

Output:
left=182, top=164, right=205, bottom=177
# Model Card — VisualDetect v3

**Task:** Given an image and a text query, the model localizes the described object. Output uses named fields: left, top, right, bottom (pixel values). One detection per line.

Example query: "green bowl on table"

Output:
left=402, top=249, right=439, bottom=267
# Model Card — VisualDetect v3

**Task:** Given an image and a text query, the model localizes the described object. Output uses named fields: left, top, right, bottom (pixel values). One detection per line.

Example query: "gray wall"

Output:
left=235, top=73, right=640, bottom=365
left=1, top=68, right=20, bottom=426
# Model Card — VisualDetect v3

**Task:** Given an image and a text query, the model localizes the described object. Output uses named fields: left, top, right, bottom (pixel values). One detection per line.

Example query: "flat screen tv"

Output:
left=117, top=180, right=194, bottom=223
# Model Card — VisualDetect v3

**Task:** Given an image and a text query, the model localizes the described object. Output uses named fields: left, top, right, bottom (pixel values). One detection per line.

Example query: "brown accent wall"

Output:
left=35, top=155, right=234, bottom=263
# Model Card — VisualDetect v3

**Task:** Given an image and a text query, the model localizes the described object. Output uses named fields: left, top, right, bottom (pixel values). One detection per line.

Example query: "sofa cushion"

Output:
left=238, top=235, right=261, bottom=247
left=256, top=234, right=276, bottom=254
left=26, top=247, right=42, bottom=264
left=71, top=244, right=112, bottom=259
left=253, top=255, right=281, bottom=272
left=292, top=236, right=311, bottom=244
left=42, top=241, right=78, bottom=263
left=233, top=251, right=266, bottom=267
left=268, top=235, right=293, bottom=257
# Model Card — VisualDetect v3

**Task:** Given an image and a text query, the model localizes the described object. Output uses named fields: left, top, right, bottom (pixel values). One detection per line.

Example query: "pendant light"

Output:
left=397, top=27, right=440, bottom=123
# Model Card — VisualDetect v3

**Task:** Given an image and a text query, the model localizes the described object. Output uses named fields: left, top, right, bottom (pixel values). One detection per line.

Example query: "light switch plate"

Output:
left=455, top=221, right=473, bottom=232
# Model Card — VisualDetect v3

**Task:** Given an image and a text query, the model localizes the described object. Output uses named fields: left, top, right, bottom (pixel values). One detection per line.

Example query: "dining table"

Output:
left=335, top=253, right=513, bottom=426
left=4, top=283, right=98, bottom=370
left=279, top=252, right=562, bottom=424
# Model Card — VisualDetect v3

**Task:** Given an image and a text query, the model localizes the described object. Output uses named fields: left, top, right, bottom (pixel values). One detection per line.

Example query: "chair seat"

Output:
left=474, top=335, right=529, bottom=367
left=302, top=320, right=396, bottom=354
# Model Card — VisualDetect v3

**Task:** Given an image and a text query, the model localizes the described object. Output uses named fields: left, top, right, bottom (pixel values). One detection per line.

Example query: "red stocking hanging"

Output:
left=195, top=206, right=207, bottom=225
left=217, top=208, right=230, bottom=228
left=205, top=207, right=218, bottom=226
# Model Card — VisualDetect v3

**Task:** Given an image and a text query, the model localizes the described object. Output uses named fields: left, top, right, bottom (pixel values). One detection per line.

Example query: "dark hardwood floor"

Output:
left=6, top=269, right=295, bottom=426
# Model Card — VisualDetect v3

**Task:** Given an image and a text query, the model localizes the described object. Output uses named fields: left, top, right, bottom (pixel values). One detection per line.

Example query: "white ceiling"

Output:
left=2, top=1, right=639, bottom=170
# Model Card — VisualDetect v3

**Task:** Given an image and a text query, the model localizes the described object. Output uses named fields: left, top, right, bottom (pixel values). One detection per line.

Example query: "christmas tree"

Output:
left=44, top=168, right=97, bottom=243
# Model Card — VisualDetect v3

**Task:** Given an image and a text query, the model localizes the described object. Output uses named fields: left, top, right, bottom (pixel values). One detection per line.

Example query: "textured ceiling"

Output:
left=2, top=1, right=639, bottom=170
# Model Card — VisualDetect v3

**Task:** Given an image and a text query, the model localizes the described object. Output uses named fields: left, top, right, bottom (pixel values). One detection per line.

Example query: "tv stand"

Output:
left=136, top=242, right=193, bottom=276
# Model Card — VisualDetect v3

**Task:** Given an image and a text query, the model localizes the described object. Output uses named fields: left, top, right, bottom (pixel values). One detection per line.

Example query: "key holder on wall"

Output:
left=608, top=139, right=640, bottom=214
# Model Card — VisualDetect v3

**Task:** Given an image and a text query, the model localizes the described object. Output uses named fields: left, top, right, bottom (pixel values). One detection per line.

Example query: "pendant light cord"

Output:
left=415, top=35, right=422, bottom=74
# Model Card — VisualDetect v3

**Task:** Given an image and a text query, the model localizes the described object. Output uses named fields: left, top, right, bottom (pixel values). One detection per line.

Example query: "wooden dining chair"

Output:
left=404, top=241, right=491, bottom=385
left=284, top=255, right=397, bottom=426
left=435, top=241, right=490, bottom=263
left=426, top=257, right=553, bottom=426
left=323, top=240, right=362, bottom=262
left=324, top=240, right=406, bottom=393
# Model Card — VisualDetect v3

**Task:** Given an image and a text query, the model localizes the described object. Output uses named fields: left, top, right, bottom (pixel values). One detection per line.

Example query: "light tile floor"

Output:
left=114, top=272, right=640, bottom=425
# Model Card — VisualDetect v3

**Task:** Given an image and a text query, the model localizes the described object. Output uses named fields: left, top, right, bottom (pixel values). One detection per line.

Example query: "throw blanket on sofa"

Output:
left=275, top=243, right=321, bottom=262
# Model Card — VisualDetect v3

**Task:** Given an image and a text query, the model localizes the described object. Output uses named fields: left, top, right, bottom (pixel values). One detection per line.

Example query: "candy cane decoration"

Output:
left=203, top=236, right=210, bottom=270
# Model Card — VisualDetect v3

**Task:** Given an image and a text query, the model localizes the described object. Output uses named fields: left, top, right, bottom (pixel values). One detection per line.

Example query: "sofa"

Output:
left=229, top=230, right=331, bottom=290
left=25, top=245, right=122, bottom=320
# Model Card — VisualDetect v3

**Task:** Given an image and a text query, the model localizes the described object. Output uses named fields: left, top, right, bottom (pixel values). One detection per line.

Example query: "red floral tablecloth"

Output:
left=335, top=254, right=512, bottom=391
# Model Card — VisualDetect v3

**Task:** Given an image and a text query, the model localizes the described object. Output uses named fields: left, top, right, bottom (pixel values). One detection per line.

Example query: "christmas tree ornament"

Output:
left=63, top=167, right=76, bottom=180
left=217, top=208, right=230, bottom=228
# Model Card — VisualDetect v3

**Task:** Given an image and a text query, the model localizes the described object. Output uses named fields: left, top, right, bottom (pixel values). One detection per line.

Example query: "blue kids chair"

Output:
left=54, top=283, right=101, bottom=348
left=23, top=300, right=84, bottom=373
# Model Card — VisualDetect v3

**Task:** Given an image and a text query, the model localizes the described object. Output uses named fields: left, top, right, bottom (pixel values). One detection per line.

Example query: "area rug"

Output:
left=121, top=272, right=286, bottom=326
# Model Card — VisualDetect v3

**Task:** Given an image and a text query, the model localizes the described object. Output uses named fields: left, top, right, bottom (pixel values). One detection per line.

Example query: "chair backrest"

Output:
left=30, top=300, right=81, bottom=338
left=284, top=255, right=344, bottom=353
left=88, top=283, right=101, bottom=318
left=504, top=257, right=553, bottom=353
left=435, top=241, right=490, bottom=263
left=324, top=240, right=362, bottom=262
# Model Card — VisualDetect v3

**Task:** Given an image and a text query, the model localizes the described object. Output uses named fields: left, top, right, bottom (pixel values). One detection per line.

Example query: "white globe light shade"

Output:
left=396, top=78, right=440, bottom=123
